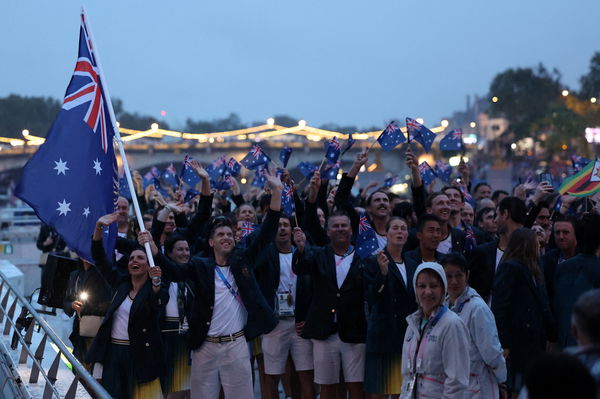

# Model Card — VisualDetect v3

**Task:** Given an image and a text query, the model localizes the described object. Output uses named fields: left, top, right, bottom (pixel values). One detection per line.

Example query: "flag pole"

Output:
left=82, top=8, right=155, bottom=267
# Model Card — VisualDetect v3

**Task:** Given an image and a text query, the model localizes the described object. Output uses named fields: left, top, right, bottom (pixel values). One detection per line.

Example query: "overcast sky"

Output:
left=2, top=1, right=599, bottom=131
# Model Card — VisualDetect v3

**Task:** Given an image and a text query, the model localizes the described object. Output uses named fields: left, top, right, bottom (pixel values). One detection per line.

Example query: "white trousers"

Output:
left=190, top=337, right=253, bottom=399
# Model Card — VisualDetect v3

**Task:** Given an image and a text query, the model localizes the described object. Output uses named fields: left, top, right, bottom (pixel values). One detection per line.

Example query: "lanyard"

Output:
left=215, top=266, right=243, bottom=304
left=454, top=298, right=470, bottom=314
left=411, top=305, right=447, bottom=374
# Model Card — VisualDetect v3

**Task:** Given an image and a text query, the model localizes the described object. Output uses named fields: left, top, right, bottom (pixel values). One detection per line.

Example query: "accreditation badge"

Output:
left=276, top=291, right=294, bottom=317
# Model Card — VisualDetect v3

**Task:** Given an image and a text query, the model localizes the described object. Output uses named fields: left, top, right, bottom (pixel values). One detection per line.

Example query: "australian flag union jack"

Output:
left=439, top=128, right=463, bottom=152
left=226, top=157, right=242, bottom=177
left=180, top=155, right=201, bottom=188
left=356, top=213, right=379, bottom=259
left=435, top=161, right=452, bottom=184
left=241, top=145, right=271, bottom=169
left=279, top=147, right=293, bottom=168
left=323, top=161, right=341, bottom=180
left=281, top=184, right=296, bottom=217
left=325, top=137, right=341, bottom=164
left=406, top=118, right=436, bottom=153
left=384, top=175, right=398, bottom=188
left=15, top=12, right=117, bottom=263
left=161, top=163, right=179, bottom=188
left=143, top=166, right=160, bottom=189
left=418, top=161, right=437, bottom=186
left=377, top=121, right=406, bottom=151
left=298, top=162, right=318, bottom=178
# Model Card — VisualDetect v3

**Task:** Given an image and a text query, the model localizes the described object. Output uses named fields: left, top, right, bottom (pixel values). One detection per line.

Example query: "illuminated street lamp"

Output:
left=469, top=122, right=476, bottom=128
left=22, top=129, right=29, bottom=137
left=298, top=120, right=306, bottom=127
left=267, top=117, right=275, bottom=126
left=441, top=120, right=449, bottom=128
left=492, top=96, right=499, bottom=103
left=591, top=97, right=597, bottom=104
left=562, top=90, right=569, bottom=97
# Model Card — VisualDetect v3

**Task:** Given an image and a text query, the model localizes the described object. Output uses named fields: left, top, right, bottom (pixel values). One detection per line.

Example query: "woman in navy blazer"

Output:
left=86, top=213, right=169, bottom=399
left=364, top=217, right=418, bottom=397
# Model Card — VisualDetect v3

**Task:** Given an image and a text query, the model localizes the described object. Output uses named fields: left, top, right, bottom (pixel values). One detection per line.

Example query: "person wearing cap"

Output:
left=400, top=262, right=471, bottom=399
left=442, top=253, right=507, bottom=399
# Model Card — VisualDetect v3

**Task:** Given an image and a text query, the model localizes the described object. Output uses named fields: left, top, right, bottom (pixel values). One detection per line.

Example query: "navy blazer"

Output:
left=364, top=249, right=418, bottom=353
left=158, top=208, right=281, bottom=349
left=468, top=239, right=499, bottom=302
left=292, top=245, right=367, bottom=343
left=253, top=243, right=312, bottom=323
left=492, top=259, right=556, bottom=373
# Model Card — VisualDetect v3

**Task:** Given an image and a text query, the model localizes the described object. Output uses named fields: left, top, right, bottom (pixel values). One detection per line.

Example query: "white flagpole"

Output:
left=81, top=8, right=156, bottom=267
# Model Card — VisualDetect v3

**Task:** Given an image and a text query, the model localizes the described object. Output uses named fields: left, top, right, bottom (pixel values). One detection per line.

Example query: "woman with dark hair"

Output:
left=491, top=227, right=556, bottom=397
left=442, top=253, right=506, bottom=398
left=400, top=262, right=471, bottom=399
left=86, top=212, right=168, bottom=399
left=364, top=217, right=417, bottom=398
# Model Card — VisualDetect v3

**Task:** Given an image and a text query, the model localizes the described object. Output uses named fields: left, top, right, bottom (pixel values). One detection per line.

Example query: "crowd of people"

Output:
left=43, top=149, right=600, bottom=399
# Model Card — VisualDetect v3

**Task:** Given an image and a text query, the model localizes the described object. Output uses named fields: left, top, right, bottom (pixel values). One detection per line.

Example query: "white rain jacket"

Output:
left=400, top=263, right=471, bottom=399
left=447, top=286, right=507, bottom=399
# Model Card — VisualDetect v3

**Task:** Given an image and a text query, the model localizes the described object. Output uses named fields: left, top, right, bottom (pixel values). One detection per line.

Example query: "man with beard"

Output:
left=254, top=215, right=314, bottom=399
left=152, top=168, right=283, bottom=399
left=292, top=211, right=367, bottom=399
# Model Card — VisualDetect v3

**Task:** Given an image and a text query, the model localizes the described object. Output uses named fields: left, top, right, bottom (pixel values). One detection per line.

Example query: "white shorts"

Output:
left=261, top=318, right=313, bottom=375
left=311, top=333, right=365, bottom=385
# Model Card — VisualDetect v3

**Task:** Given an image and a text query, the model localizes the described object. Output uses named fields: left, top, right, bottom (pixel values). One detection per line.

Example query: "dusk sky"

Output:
left=2, top=1, right=599, bottom=131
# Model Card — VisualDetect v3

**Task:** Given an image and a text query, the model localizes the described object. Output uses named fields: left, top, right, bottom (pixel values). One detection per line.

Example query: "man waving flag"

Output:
left=15, top=13, right=118, bottom=262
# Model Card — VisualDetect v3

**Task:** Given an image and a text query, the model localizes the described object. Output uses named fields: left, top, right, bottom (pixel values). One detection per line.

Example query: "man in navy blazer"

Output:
left=292, top=211, right=367, bottom=399
left=154, top=169, right=283, bottom=399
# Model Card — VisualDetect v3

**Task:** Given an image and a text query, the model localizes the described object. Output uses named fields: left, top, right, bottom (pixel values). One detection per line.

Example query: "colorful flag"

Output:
left=418, top=162, right=437, bottom=186
left=161, top=163, right=179, bottom=188
left=406, top=117, right=436, bottom=153
left=439, top=128, right=463, bottom=152
left=241, top=144, right=271, bottom=169
left=239, top=221, right=259, bottom=248
left=298, top=161, right=319, bottom=178
left=571, top=155, right=592, bottom=173
left=15, top=13, right=117, bottom=263
left=341, top=133, right=356, bottom=156
left=180, top=155, right=201, bottom=188
left=384, top=175, right=398, bottom=188
left=323, top=161, right=341, bottom=180
left=458, top=183, right=475, bottom=206
left=559, top=159, right=600, bottom=197
left=325, top=137, right=341, bottom=164
left=356, top=213, right=379, bottom=259
left=226, top=157, right=242, bottom=177
left=279, top=147, right=293, bottom=168
left=377, top=121, right=406, bottom=151
left=435, top=161, right=452, bottom=184
left=281, top=184, right=296, bottom=217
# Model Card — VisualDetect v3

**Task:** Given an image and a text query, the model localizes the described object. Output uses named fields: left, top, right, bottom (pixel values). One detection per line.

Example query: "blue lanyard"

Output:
left=215, top=266, right=241, bottom=302
left=455, top=298, right=470, bottom=314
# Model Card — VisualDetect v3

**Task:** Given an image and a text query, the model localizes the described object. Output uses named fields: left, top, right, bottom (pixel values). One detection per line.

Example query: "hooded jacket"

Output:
left=447, top=286, right=507, bottom=398
left=400, top=262, right=471, bottom=399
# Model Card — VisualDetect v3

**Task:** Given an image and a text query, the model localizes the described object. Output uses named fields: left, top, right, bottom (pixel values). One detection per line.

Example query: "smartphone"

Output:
left=539, top=173, right=553, bottom=184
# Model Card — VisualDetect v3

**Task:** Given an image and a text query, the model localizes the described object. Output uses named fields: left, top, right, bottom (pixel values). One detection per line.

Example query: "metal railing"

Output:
left=0, top=270, right=111, bottom=399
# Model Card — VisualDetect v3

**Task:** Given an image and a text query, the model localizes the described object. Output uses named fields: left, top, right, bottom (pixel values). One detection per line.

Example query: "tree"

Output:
left=488, top=65, right=562, bottom=139
left=0, top=94, right=61, bottom=138
left=579, top=52, right=600, bottom=99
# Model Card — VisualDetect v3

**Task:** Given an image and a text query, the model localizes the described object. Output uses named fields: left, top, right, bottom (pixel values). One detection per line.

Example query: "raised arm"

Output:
left=406, top=148, right=426, bottom=217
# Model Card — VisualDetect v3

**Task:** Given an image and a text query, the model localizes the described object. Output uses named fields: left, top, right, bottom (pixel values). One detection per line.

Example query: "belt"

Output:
left=205, top=330, right=244, bottom=343
left=111, top=338, right=130, bottom=345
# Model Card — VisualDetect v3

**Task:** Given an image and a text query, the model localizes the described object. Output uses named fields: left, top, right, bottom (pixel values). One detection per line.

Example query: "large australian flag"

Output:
left=15, top=13, right=118, bottom=263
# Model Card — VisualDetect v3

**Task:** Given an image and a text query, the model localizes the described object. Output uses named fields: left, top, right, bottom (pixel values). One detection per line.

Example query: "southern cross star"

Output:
left=53, top=159, right=69, bottom=175
left=56, top=199, right=71, bottom=216
left=93, top=159, right=102, bottom=175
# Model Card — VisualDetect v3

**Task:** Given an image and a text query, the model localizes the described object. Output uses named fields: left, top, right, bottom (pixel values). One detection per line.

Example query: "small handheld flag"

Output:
left=377, top=121, right=406, bottom=151
left=384, top=175, right=398, bottom=188
left=298, top=162, right=319, bottom=178
left=281, top=184, right=296, bottom=217
left=559, top=158, right=600, bottom=197
left=279, top=147, right=293, bottom=168
left=435, top=161, right=452, bottom=184
left=323, top=161, right=341, bottom=180
left=226, top=157, right=242, bottom=177
left=406, top=118, right=436, bottom=153
left=439, top=129, right=463, bottom=152
left=161, top=163, right=179, bottom=188
left=241, top=145, right=271, bottom=169
left=325, top=137, right=341, bottom=164
left=180, top=155, right=201, bottom=188
left=418, top=162, right=437, bottom=186
left=356, top=213, right=379, bottom=259
left=341, top=133, right=356, bottom=157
